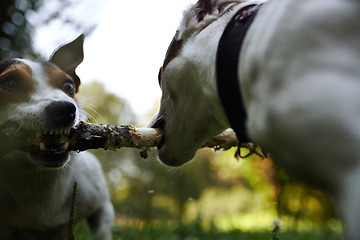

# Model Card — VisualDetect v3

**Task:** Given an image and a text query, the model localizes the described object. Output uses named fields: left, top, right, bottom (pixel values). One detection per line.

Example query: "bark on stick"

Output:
left=0, top=121, right=241, bottom=156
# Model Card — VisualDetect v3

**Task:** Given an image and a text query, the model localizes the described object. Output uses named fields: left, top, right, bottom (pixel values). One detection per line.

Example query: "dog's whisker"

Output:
left=79, top=103, right=100, bottom=116
left=64, top=161, right=73, bottom=170
left=79, top=102, right=97, bottom=110
left=9, top=121, right=26, bottom=141
left=79, top=104, right=101, bottom=123
left=161, top=96, right=176, bottom=115
left=84, top=110, right=97, bottom=122
left=80, top=109, right=98, bottom=124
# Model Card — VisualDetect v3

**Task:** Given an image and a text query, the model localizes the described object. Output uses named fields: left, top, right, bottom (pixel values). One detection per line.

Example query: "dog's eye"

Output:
left=0, top=77, right=19, bottom=92
left=61, top=80, right=75, bottom=95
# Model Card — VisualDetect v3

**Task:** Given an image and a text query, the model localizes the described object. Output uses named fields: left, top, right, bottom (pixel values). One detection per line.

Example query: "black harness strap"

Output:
left=216, top=4, right=263, bottom=144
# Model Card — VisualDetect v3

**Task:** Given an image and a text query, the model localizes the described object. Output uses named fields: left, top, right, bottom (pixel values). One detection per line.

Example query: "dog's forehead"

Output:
left=15, top=59, right=70, bottom=90
left=17, top=59, right=55, bottom=81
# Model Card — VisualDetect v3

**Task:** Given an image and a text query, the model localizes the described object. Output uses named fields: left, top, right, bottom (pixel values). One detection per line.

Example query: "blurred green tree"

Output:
left=78, top=81, right=220, bottom=226
left=77, top=81, right=137, bottom=191
left=0, top=0, right=93, bottom=59
left=0, top=0, right=42, bottom=58
left=78, top=81, right=337, bottom=230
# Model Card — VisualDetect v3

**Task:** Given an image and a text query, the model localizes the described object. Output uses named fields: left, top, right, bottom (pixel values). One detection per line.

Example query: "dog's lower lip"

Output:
left=152, top=116, right=166, bottom=150
left=30, top=150, right=69, bottom=168
left=30, top=130, right=71, bottom=167
left=38, top=141, right=70, bottom=151
left=152, top=116, right=166, bottom=129
left=157, top=134, right=166, bottom=150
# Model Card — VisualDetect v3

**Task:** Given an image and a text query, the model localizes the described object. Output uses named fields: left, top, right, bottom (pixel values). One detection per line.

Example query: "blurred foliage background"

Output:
left=1, top=0, right=342, bottom=239
left=77, top=82, right=342, bottom=239
left=0, top=0, right=40, bottom=59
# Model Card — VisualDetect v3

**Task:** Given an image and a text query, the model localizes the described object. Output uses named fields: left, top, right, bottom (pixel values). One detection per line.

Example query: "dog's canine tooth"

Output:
left=65, top=128, right=71, bottom=135
left=49, top=129, right=55, bottom=135
left=62, top=142, right=69, bottom=150
left=39, top=142, right=46, bottom=151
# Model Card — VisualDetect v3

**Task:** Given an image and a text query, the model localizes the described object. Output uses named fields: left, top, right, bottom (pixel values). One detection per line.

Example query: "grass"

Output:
left=74, top=218, right=342, bottom=240
left=110, top=224, right=341, bottom=240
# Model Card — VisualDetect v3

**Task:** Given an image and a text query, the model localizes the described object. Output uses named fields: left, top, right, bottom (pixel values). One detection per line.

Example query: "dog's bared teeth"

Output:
left=40, top=128, right=71, bottom=136
left=39, top=142, right=46, bottom=151
left=64, top=128, right=71, bottom=136
left=62, top=142, right=69, bottom=150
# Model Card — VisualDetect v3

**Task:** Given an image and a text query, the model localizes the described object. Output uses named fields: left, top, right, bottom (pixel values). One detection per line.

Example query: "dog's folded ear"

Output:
left=195, top=0, right=214, bottom=21
left=195, top=0, right=241, bottom=21
left=49, top=34, right=85, bottom=91
left=179, top=0, right=241, bottom=40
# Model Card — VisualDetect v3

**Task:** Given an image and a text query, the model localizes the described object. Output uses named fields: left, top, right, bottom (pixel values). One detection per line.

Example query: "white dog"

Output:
left=0, top=35, right=114, bottom=239
left=151, top=0, right=360, bottom=238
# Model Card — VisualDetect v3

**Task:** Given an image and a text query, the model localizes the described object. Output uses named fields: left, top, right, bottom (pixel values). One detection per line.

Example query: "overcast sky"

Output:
left=30, top=0, right=196, bottom=124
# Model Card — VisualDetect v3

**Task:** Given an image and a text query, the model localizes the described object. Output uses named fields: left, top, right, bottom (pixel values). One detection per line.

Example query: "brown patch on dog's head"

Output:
left=41, top=61, right=77, bottom=98
left=195, top=0, right=214, bottom=21
left=158, top=31, right=183, bottom=86
left=194, top=0, right=243, bottom=21
left=0, top=60, right=35, bottom=108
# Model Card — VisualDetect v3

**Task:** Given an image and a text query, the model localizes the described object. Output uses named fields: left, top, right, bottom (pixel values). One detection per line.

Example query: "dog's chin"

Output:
left=151, top=115, right=198, bottom=166
left=157, top=138, right=197, bottom=167
left=158, top=148, right=195, bottom=167
left=30, top=150, right=70, bottom=169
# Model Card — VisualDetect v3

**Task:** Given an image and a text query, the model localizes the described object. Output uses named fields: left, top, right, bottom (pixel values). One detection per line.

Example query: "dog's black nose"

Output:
left=45, top=100, right=77, bottom=128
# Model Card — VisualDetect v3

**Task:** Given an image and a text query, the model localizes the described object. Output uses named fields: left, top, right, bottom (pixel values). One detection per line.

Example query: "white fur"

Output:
left=241, top=1, right=360, bottom=238
left=0, top=60, right=114, bottom=239
left=153, top=0, right=360, bottom=238
left=153, top=0, right=265, bottom=165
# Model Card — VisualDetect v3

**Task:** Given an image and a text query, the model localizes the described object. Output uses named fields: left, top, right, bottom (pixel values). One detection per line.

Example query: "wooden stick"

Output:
left=0, top=121, right=240, bottom=156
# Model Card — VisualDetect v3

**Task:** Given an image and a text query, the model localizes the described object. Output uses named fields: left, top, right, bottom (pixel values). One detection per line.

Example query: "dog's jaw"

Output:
left=28, top=129, right=73, bottom=169
left=154, top=53, right=229, bottom=166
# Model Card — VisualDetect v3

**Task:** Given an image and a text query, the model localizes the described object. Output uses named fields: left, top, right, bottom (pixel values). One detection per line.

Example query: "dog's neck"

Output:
left=176, top=1, right=266, bottom=122
left=0, top=151, right=73, bottom=210
left=0, top=150, right=72, bottom=186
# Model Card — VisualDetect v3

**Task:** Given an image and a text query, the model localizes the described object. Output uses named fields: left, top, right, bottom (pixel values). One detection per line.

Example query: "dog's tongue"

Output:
left=41, top=134, right=61, bottom=145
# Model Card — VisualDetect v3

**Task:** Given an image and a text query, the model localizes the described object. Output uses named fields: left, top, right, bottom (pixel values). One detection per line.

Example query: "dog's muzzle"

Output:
left=29, top=100, right=77, bottom=168
left=45, top=100, right=77, bottom=129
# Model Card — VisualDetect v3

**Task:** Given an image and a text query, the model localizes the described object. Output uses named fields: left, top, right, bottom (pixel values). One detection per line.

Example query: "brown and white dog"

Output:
left=151, top=0, right=360, bottom=238
left=0, top=35, right=114, bottom=239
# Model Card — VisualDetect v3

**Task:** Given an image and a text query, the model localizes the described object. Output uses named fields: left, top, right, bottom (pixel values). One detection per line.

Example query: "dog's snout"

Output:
left=45, top=100, right=76, bottom=128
